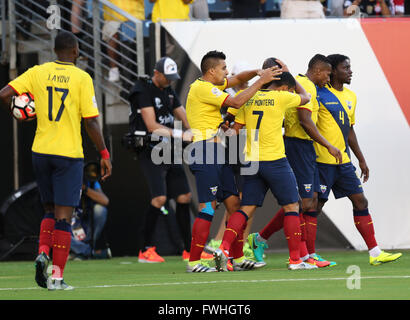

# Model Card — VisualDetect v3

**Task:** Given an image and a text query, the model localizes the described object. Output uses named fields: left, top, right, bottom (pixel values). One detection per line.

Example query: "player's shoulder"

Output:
left=342, top=86, right=356, bottom=98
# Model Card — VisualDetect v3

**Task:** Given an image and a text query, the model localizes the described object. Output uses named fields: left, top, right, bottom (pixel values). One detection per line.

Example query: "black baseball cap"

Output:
left=154, top=57, right=180, bottom=81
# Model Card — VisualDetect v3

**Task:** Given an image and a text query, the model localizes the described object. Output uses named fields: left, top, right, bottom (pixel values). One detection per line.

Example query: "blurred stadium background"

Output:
left=0, top=0, right=409, bottom=261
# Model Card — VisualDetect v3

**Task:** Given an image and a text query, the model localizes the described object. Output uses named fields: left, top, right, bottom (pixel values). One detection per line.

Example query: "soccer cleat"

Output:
left=311, top=253, right=337, bottom=267
left=204, top=239, right=222, bottom=253
left=182, top=250, right=214, bottom=261
left=213, top=248, right=229, bottom=272
left=186, top=263, right=217, bottom=273
left=248, top=232, right=268, bottom=263
left=243, top=242, right=255, bottom=260
left=369, top=251, right=402, bottom=266
left=35, top=252, right=50, bottom=289
left=47, top=278, right=74, bottom=291
left=288, top=259, right=318, bottom=270
left=304, top=257, right=330, bottom=268
left=138, top=246, right=165, bottom=263
left=182, top=250, right=190, bottom=261
left=233, top=258, right=266, bottom=271
left=200, top=251, right=214, bottom=260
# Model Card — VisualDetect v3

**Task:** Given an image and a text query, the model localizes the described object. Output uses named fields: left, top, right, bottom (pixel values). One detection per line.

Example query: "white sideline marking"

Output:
left=1, top=275, right=410, bottom=291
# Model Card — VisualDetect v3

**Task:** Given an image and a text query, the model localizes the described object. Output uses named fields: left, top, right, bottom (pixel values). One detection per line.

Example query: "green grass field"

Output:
left=0, top=250, right=409, bottom=300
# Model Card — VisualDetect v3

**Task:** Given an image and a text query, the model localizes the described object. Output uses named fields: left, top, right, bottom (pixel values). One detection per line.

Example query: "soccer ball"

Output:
left=11, top=92, right=36, bottom=121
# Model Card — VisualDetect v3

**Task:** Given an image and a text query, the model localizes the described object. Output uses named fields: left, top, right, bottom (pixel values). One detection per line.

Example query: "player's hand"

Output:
left=182, top=130, right=193, bottom=142
left=219, top=120, right=231, bottom=132
left=327, top=145, right=343, bottom=164
left=100, top=158, right=112, bottom=181
left=259, top=66, right=282, bottom=84
left=275, top=58, right=289, bottom=72
left=359, top=160, right=369, bottom=183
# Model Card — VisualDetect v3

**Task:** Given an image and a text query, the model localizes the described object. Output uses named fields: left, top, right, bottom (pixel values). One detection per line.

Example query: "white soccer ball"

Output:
left=11, top=92, right=36, bottom=121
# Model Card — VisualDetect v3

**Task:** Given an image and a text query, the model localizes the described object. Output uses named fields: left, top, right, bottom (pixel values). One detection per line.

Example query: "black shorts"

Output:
left=138, top=149, right=191, bottom=199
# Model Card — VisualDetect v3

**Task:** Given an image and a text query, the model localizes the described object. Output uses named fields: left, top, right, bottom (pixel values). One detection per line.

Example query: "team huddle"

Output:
left=185, top=50, right=402, bottom=272
left=0, top=31, right=403, bottom=290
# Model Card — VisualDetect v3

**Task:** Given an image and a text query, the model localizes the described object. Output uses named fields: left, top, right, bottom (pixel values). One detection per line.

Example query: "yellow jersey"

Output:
left=284, top=74, right=318, bottom=140
left=235, top=89, right=301, bottom=162
left=104, top=0, right=145, bottom=21
left=314, top=84, right=357, bottom=165
left=186, top=78, right=229, bottom=142
left=151, top=0, right=191, bottom=23
left=8, top=61, right=100, bottom=159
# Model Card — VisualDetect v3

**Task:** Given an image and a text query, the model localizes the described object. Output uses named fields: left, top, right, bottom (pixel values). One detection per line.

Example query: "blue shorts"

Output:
left=188, top=141, right=238, bottom=203
left=240, top=158, right=299, bottom=207
left=32, top=152, right=84, bottom=207
left=285, top=137, right=320, bottom=199
left=317, top=162, right=364, bottom=201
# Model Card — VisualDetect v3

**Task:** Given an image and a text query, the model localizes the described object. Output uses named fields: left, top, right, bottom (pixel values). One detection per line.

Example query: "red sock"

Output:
left=189, top=215, right=212, bottom=262
left=221, top=210, right=248, bottom=253
left=283, top=212, right=301, bottom=262
left=51, top=221, right=71, bottom=279
left=230, top=222, right=247, bottom=259
left=299, top=241, right=309, bottom=259
left=303, top=211, right=318, bottom=254
left=38, top=213, right=55, bottom=256
left=259, top=208, right=284, bottom=240
left=353, top=210, right=377, bottom=250
left=300, top=214, right=306, bottom=242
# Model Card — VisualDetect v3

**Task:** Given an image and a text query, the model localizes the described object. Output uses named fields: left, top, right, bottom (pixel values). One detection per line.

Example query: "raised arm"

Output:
left=223, top=66, right=282, bottom=109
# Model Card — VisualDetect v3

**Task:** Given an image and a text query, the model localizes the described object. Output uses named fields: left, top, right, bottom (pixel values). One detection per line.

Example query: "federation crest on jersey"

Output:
left=211, top=87, right=223, bottom=97
left=346, top=100, right=352, bottom=110
left=320, top=184, right=327, bottom=193
left=304, top=184, right=312, bottom=193
left=210, top=186, right=218, bottom=195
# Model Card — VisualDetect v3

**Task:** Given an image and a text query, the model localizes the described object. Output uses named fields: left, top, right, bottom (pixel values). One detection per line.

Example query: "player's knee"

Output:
left=301, top=198, right=315, bottom=212
left=176, top=192, right=192, bottom=204
left=43, top=203, right=55, bottom=214
left=151, top=196, right=167, bottom=208
left=353, top=195, right=368, bottom=211
left=283, top=202, right=299, bottom=213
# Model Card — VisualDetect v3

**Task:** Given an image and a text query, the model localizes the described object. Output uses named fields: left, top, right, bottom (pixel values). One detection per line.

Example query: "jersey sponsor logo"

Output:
left=320, top=184, right=327, bottom=193
left=210, top=186, right=218, bottom=195
left=304, top=184, right=312, bottom=192
left=211, top=87, right=223, bottom=97
left=154, top=97, right=163, bottom=109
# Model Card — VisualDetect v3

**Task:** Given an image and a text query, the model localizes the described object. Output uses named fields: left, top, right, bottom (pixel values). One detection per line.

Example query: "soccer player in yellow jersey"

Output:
left=214, top=69, right=317, bottom=271
left=0, top=31, right=112, bottom=289
left=315, top=54, right=401, bottom=266
left=248, top=55, right=342, bottom=268
left=185, top=50, right=281, bottom=272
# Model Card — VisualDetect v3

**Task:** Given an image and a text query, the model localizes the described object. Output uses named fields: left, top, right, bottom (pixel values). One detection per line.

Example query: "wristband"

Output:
left=172, top=129, right=183, bottom=139
left=100, top=148, right=110, bottom=159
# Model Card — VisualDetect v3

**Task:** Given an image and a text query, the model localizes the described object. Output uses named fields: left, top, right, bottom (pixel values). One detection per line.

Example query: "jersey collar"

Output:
left=54, top=60, right=75, bottom=66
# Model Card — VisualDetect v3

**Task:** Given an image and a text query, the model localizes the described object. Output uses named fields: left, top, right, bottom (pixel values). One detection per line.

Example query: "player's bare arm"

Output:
left=297, top=109, right=342, bottom=163
left=227, top=69, right=261, bottom=89
left=0, top=85, right=17, bottom=109
left=348, top=125, right=369, bottom=182
left=83, top=117, right=112, bottom=181
left=82, top=186, right=109, bottom=206
left=223, top=66, right=282, bottom=109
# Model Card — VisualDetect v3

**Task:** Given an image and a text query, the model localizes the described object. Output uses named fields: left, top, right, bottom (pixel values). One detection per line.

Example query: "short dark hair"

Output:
left=263, top=71, right=296, bottom=90
left=54, top=30, right=78, bottom=52
left=327, top=54, right=350, bottom=70
left=308, top=54, right=331, bottom=70
left=200, top=50, right=226, bottom=74
left=262, top=57, right=282, bottom=69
